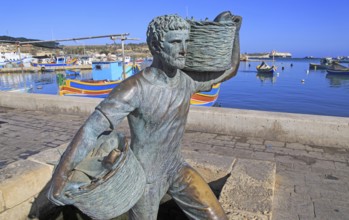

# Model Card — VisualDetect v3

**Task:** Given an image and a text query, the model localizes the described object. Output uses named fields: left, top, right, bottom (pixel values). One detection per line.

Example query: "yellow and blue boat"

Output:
left=190, top=83, right=220, bottom=107
left=59, top=61, right=139, bottom=97
left=59, top=61, right=221, bottom=107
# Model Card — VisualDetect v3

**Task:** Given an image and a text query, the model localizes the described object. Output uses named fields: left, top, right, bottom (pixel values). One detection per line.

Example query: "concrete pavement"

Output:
left=0, top=106, right=349, bottom=219
left=0, top=106, right=87, bottom=169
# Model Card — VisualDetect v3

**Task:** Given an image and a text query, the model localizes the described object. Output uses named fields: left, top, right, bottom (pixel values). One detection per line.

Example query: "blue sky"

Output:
left=1, top=0, right=348, bottom=58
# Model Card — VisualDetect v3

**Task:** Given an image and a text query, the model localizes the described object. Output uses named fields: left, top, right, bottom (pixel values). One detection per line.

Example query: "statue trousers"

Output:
left=128, top=163, right=228, bottom=220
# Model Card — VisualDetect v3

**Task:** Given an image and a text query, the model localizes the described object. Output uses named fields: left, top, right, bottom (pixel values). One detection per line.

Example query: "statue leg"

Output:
left=168, top=164, right=228, bottom=220
left=128, top=178, right=169, bottom=220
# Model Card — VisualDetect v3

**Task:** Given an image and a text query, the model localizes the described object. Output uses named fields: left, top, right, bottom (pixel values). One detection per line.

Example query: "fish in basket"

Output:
left=62, top=131, right=146, bottom=219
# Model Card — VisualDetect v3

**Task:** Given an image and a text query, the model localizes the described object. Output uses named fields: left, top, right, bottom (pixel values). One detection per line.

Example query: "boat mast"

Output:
left=271, top=50, right=276, bottom=70
left=17, top=33, right=130, bottom=44
left=111, top=35, right=139, bottom=80
left=121, top=36, right=126, bottom=80
left=16, top=42, right=24, bottom=74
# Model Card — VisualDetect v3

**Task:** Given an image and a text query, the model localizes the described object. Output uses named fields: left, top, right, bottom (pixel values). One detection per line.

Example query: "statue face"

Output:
left=159, top=30, right=190, bottom=69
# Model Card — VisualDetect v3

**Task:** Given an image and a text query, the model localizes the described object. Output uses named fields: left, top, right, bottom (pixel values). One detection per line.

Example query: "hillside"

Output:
left=0, top=36, right=60, bottom=49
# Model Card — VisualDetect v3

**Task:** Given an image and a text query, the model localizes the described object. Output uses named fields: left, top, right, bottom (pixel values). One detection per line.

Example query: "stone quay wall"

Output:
left=1, top=92, right=348, bottom=149
left=0, top=64, right=92, bottom=73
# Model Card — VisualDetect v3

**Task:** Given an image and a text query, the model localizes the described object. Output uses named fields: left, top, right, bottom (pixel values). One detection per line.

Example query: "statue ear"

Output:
left=154, top=42, right=161, bottom=52
left=152, top=42, right=161, bottom=54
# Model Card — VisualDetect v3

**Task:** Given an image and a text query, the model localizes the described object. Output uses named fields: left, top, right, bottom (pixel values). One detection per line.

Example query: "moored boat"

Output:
left=190, top=83, right=221, bottom=107
left=256, top=61, right=276, bottom=74
left=309, top=57, right=333, bottom=70
left=326, top=67, right=349, bottom=74
left=32, top=56, right=78, bottom=71
left=59, top=61, right=139, bottom=96
left=59, top=61, right=221, bottom=107
left=60, top=80, right=221, bottom=107
left=326, top=62, right=349, bottom=74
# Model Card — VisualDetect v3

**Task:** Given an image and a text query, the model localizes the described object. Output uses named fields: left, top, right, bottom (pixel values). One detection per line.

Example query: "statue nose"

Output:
left=180, top=42, right=187, bottom=55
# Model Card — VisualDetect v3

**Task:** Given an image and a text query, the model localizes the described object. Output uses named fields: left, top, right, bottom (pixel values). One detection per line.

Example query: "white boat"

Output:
left=5, top=87, right=33, bottom=93
left=0, top=52, right=34, bottom=67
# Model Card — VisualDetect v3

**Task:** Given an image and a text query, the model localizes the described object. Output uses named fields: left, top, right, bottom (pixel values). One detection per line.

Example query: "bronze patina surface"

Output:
left=48, top=11, right=242, bottom=220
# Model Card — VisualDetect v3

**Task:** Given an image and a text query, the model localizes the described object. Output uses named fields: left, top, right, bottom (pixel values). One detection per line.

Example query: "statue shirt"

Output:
left=96, top=67, right=210, bottom=183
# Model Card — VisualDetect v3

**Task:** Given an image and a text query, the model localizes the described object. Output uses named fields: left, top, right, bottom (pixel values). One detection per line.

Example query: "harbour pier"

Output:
left=0, top=92, right=349, bottom=219
left=0, top=64, right=92, bottom=73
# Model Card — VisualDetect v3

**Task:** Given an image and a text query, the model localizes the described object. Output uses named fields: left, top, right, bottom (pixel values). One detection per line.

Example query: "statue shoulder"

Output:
left=106, top=73, right=144, bottom=101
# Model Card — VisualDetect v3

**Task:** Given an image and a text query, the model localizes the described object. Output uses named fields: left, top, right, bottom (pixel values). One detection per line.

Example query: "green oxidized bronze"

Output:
left=48, top=11, right=242, bottom=220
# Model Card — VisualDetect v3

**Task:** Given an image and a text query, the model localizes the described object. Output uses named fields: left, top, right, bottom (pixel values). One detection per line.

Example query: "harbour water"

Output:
left=1, top=58, right=349, bottom=117
left=218, top=58, right=349, bottom=117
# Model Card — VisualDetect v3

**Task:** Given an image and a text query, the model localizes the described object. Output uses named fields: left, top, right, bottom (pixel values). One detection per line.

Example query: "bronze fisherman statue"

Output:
left=48, top=11, right=242, bottom=220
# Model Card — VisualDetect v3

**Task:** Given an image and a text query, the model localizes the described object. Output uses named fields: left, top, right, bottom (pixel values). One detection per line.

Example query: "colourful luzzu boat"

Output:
left=59, top=61, right=221, bottom=107
left=190, top=83, right=220, bottom=107
left=59, top=61, right=138, bottom=98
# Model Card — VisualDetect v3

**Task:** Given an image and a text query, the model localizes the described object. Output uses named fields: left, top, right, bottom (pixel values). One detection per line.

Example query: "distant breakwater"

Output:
left=0, top=64, right=92, bottom=73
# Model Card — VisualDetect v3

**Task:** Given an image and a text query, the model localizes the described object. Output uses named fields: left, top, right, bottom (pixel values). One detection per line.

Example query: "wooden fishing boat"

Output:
left=59, top=61, right=221, bottom=107
left=58, top=61, right=137, bottom=95
left=60, top=80, right=221, bottom=107
left=32, top=56, right=78, bottom=71
left=256, top=61, right=276, bottom=74
left=63, top=78, right=121, bottom=91
left=326, top=62, right=349, bottom=74
left=190, top=84, right=220, bottom=107
left=32, top=56, right=76, bottom=67
left=326, top=68, right=349, bottom=74
left=309, top=58, right=333, bottom=70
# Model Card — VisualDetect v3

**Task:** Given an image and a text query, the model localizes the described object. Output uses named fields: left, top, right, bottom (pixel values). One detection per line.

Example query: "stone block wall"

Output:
left=1, top=92, right=348, bottom=149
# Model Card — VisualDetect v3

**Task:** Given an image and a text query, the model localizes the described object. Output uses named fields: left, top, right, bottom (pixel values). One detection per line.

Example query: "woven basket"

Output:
left=184, top=20, right=236, bottom=72
left=67, top=136, right=146, bottom=219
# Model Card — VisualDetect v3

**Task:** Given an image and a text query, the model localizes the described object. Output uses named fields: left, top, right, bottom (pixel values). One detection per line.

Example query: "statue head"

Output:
left=146, top=15, right=190, bottom=56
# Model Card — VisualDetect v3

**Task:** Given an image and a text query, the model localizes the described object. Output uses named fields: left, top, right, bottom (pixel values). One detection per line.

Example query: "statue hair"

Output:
left=146, top=14, right=190, bottom=55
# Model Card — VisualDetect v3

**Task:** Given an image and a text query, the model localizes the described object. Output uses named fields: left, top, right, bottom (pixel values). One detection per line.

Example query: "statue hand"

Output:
left=47, top=171, right=74, bottom=206
left=213, top=11, right=242, bottom=32
left=63, top=181, right=89, bottom=198
left=232, top=15, right=242, bottom=32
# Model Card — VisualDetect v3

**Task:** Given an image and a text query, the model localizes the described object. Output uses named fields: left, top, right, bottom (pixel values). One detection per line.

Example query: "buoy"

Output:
left=306, top=70, right=309, bottom=74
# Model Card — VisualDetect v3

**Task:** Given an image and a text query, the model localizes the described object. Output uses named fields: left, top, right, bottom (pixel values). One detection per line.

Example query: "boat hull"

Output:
left=326, top=63, right=349, bottom=74
left=60, top=80, right=221, bottom=107
left=65, top=80, right=122, bottom=91
left=326, top=69, right=349, bottom=74
left=256, top=63, right=275, bottom=74
left=309, top=63, right=328, bottom=70
left=257, top=68, right=275, bottom=74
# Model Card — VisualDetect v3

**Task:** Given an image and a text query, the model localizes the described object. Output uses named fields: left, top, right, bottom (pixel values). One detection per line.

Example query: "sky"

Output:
left=1, top=0, right=348, bottom=58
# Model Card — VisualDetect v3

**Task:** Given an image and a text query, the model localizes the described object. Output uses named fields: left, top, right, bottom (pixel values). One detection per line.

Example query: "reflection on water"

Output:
left=256, top=73, right=277, bottom=84
left=0, top=71, right=92, bottom=95
left=0, top=73, right=34, bottom=91
left=1, top=59, right=349, bottom=117
left=0, top=72, right=58, bottom=94
left=326, top=73, right=349, bottom=87
left=217, top=58, right=349, bottom=117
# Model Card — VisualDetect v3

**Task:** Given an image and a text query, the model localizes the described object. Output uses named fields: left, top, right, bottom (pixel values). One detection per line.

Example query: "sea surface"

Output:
left=1, top=58, right=349, bottom=117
